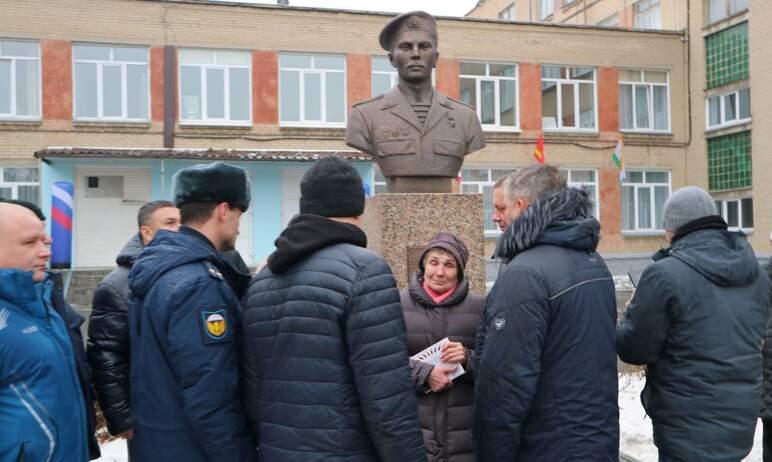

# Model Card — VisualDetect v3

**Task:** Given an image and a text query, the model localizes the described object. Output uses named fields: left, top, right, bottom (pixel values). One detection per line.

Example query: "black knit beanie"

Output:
left=300, top=157, right=365, bottom=217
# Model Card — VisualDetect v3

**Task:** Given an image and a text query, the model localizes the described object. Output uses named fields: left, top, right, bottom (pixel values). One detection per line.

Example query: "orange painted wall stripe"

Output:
left=41, top=40, right=72, bottom=120
left=252, top=50, right=278, bottom=124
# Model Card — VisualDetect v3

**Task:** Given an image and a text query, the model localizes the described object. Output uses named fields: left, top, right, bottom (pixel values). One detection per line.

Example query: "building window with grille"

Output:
left=541, top=65, right=596, bottom=132
left=540, top=0, right=554, bottom=20
left=708, top=130, right=751, bottom=191
left=559, top=169, right=600, bottom=218
left=634, top=0, right=662, bottom=29
left=460, top=62, right=518, bottom=131
left=619, top=70, right=670, bottom=133
left=0, top=39, right=40, bottom=120
left=0, top=167, right=39, bottom=205
left=178, top=48, right=251, bottom=125
left=280, top=53, right=346, bottom=127
left=708, top=0, right=748, bottom=25
left=498, top=3, right=516, bottom=20
left=460, top=168, right=513, bottom=235
left=715, top=197, right=753, bottom=232
left=73, top=44, right=149, bottom=122
left=622, top=171, right=670, bottom=232
left=706, top=88, right=750, bottom=130
left=705, top=22, right=749, bottom=89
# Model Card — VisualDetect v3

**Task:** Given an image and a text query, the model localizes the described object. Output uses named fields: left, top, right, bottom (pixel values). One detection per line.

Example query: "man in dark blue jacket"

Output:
left=0, top=200, right=99, bottom=461
left=128, top=162, right=256, bottom=462
left=618, top=186, right=769, bottom=462
left=473, top=165, right=619, bottom=462
left=241, top=157, right=426, bottom=461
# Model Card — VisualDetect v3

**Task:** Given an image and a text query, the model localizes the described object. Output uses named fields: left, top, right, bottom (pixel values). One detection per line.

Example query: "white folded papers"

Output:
left=410, top=337, right=465, bottom=389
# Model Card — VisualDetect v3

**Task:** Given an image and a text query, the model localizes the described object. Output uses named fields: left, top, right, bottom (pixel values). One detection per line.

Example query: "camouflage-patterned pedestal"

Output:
left=361, top=193, right=485, bottom=294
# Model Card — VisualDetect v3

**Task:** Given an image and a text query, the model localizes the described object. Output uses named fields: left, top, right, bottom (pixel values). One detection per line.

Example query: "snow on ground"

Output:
left=620, top=374, right=763, bottom=461
left=96, top=375, right=765, bottom=462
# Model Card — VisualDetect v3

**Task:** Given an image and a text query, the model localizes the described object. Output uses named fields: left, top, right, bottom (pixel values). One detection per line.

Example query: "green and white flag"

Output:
left=612, top=140, right=625, bottom=182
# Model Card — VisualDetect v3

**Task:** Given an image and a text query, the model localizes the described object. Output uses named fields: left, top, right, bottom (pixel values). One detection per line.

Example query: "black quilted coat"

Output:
left=241, top=214, right=426, bottom=462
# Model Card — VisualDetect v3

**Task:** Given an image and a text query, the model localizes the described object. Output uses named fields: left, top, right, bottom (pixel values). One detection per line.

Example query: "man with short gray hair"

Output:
left=618, top=186, right=769, bottom=462
left=474, top=164, right=619, bottom=461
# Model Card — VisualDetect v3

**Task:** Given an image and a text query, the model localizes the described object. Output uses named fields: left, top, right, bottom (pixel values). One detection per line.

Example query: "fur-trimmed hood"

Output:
left=496, top=187, right=600, bottom=261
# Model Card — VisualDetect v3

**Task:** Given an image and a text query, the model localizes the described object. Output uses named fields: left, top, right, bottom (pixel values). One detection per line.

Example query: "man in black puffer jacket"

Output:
left=473, top=164, right=619, bottom=462
left=764, top=256, right=772, bottom=462
left=618, top=186, right=769, bottom=462
left=241, top=157, right=426, bottom=462
left=87, top=201, right=180, bottom=439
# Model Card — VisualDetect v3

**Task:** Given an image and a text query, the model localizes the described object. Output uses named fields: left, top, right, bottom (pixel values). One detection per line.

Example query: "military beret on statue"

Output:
left=378, top=10, right=438, bottom=51
left=173, top=162, right=251, bottom=212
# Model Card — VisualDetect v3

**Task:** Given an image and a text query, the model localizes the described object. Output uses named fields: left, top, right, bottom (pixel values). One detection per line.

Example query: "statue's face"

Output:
left=388, top=29, right=438, bottom=84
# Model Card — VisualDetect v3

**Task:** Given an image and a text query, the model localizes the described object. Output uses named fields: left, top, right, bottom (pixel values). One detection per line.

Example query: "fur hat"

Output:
left=300, top=157, right=365, bottom=218
left=173, top=162, right=251, bottom=211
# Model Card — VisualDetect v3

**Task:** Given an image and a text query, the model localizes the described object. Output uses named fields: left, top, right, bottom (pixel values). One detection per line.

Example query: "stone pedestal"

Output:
left=361, top=193, right=486, bottom=294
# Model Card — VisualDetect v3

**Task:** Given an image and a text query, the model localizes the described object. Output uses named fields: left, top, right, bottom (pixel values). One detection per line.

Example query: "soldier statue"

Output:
left=345, top=11, right=486, bottom=193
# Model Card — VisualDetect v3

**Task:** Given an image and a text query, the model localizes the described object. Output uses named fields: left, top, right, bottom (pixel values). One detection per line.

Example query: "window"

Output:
left=540, top=0, right=554, bottom=19
left=619, top=70, right=670, bottom=133
left=498, top=3, right=515, bottom=20
left=73, top=44, right=149, bottom=121
left=634, top=0, right=662, bottom=29
left=597, top=14, right=620, bottom=27
left=708, top=130, right=751, bottom=191
left=373, top=166, right=387, bottom=194
left=0, top=39, right=40, bottom=119
left=280, top=53, right=346, bottom=127
left=541, top=65, right=596, bottom=131
left=0, top=167, right=39, bottom=205
left=708, top=0, right=748, bottom=24
left=460, top=62, right=518, bottom=131
left=460, top=168, right=513, bottom=234
left=705, top=22, right=749, bottom=89
left=622, top=171, right=670, bottom=232
left=371, top=56, right=398, bottom=97
left=178, top=49, right=251, bottom=124
left=715, top=197, right=753, bottom=231
left=559, top=169, right=599, bottom=218
left=706, top=88, right=750, bottom=130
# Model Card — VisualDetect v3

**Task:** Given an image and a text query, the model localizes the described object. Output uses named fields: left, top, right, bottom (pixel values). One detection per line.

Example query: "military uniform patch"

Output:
left=199, top=307, right=232, bottom=344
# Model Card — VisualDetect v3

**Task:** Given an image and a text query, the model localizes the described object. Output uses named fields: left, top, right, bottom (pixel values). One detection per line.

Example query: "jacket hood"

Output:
left=116, top=234, right=144, bottom=268
left=408, top=271, right=470, bottom=308
left=267, top=214, right=368, bottom=274
left=655, top=228, right=759, bottom=287
left=129, top=227, right=236, bottom=297
left=496, top=187, right=599, bottom=261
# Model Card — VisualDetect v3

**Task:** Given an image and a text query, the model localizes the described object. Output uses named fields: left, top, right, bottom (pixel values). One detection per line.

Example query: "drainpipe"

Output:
left=160, top=159, right=166, bottom=198
left=163, top=46, right=176, bottom=149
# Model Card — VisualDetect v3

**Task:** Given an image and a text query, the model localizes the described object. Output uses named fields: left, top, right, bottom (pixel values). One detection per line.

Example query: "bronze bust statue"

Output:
left=345, top=11, right=486, bottom=193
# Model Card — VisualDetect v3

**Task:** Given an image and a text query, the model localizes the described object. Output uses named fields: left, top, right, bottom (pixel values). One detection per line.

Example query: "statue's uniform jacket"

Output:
left=345, top=86, right=486, bottom=178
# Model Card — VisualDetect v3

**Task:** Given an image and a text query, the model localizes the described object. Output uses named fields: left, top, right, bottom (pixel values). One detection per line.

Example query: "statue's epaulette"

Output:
left=352, top=94, right=385, bottom=107
left=447, top=95, right=475, bottom=110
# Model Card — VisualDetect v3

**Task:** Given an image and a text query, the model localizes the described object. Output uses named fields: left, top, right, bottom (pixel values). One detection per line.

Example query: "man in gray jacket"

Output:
left=618, top=186, right=770, bottom=462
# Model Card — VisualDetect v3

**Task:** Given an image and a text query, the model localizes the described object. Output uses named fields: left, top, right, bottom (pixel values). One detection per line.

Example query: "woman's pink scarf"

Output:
left=423, top=280, right=457, bottom=304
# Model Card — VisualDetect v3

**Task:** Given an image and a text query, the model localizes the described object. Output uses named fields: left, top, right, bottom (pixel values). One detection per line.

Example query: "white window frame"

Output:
left=0, top=166, right=40, bottom=204
left=373, top=165, right=387, bottom=195
left=460, top=62, right=519, bottom=132
left=634, top=0, right=662, bottom=29
left=279, top=53, right=347, bottom=128
left=178, top=48, right=252, bottom=126
left=541, top=66, right=598, bottom=133
left=73, top=43, right=150, bottom=122
left=597, top=14, right=620, bottom=27
left=715, top=197, right=753, bottom=232
left=705, top=88, right=750, bottom=131
left=541, top=0, right=555, bottom=19
left=619, top=69, right=671, bottom=134
left=621, top=170, right=671, bottom=234
left=459, top=167, right=514, bottom=237
left=498, top=3, right=516, bottom=20
left=371, top=56, right=398, bottom=98
left=559, top=168, right=600, bottom=219
left=0, top=39, right=41, bottom=121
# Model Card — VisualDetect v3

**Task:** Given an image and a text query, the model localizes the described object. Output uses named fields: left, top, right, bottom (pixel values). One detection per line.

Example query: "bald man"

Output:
left=0, top=202, right=99, bottom=461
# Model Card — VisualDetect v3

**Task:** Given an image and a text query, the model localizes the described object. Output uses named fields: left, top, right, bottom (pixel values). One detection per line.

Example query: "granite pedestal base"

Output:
left=361, top=193, right=486, bottom=294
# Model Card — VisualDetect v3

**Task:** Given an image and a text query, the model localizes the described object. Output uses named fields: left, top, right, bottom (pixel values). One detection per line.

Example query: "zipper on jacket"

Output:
left=10, top=382, right=56, bottom=462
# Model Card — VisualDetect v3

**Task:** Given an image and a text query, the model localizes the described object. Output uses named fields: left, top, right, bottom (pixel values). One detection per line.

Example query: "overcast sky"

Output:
left=213, top=0, right=480, bottom=16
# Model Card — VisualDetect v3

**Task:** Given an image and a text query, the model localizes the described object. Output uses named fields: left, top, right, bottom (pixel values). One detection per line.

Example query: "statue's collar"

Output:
left=380, top=86, right=452, bottom=110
